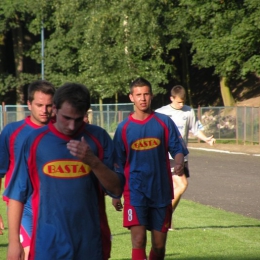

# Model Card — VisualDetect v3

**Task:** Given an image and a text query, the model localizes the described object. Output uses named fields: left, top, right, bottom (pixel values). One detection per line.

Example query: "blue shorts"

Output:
left=123, top=204, right=172, bottom=233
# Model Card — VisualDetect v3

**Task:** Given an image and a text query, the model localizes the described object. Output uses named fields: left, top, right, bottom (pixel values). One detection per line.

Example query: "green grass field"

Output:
left=1, top=197, right=260, bottom=260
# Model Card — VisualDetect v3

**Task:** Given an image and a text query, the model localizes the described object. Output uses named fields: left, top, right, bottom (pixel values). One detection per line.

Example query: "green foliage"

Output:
left=179, top=0, right=260, bottom=80
left=1, top=0, right=260, bottom=104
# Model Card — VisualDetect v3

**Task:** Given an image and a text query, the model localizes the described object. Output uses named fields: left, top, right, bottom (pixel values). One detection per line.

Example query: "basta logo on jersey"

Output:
left=43, top=160, right=91, bottom=178
left=131, top=138, right=160, bottom=151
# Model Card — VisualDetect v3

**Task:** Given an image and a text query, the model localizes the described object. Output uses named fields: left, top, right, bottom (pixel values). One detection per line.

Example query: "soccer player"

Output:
left=4, top=83, right=124, bottom=260
left=112, top=78, right=188, bottom=260
left=0, top=80, right=55, bottom=257
left=156, top=85, right=215, bottom=229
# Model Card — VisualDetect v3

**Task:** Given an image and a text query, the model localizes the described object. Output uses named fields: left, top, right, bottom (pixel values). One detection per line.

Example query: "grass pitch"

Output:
left=1, top=197, right=260, bottom=259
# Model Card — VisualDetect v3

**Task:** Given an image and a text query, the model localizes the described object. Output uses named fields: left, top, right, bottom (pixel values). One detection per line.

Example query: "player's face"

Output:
left=27, top=91, right=53, bottom=126
left=53, top=101, right=85, bottom=136
left=170, top=96, right=185, bottom=110
left=129, top=86, right=153, bottom=113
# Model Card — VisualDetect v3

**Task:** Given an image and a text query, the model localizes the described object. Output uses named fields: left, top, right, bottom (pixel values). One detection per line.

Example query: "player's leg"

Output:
left=130, top=225, right=147, bottom=259
left=150, top=230, right=167, bottom=260
left=148, top=205, right=171, bottom=259
left=170, top=162, right=189, bottom=230
left=24, top=246, right=30, bottom=260
left=123, top=204, right=147, bottom=259
left=171, top=174, right=188, bottom=212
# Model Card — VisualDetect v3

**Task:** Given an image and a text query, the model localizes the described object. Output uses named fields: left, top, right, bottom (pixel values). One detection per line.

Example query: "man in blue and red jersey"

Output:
left=112, top=77, right=188, bottom=260
left=0, top=80, right=55, bottom=258
left=4, top=83, right=124, bottom=260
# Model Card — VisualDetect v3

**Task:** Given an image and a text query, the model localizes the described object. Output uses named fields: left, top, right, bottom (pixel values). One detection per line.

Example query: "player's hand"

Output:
left=112, top=198, right=123, bottom=211
left=7, top=241, right=24, bottom=260
left=67, top=137, right=96, bottom=165
left=205, top=135, right=216, bottom=146
left=0, top=214, right=4, bottom=235
left=173, top=164, right=184, bottom=176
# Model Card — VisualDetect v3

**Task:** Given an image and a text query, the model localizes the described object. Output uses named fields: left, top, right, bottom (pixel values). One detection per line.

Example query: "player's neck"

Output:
left=170, top=104, right=178, bottom=110
left=132, top=110, right=152, bottom=121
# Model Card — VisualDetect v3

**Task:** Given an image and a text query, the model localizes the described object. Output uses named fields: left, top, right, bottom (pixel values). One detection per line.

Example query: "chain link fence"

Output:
left=0, top=104, right=134, bottom=135
left=194, top=106, right=260, bottom=145
left=1, top=104, right=259, bottom=145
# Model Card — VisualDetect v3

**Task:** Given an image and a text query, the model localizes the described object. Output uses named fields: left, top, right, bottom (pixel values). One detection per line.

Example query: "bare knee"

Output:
left=131, top=226, right=147, bottom=248
left=151, top=230, right=167, bottom=256
left=173, top=175, right=188, bottom=195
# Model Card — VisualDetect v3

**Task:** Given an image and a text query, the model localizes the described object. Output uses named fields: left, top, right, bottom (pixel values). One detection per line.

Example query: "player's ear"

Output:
left=129, top=93, right=134, bottom=103
left=170, top=96, right=174, bottom=102
left=27, top=100, right=32, bottom=111
left=52, top=104, right=57, bottom=115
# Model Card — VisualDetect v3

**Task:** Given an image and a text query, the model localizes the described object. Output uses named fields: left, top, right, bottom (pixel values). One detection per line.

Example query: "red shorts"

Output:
left=20, top=225, right=31, bottom=248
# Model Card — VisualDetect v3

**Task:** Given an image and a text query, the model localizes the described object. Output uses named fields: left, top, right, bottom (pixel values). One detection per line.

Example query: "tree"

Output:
left=0, top=0, right=40, bottom=104
left=179, top=0, right=260, bottom=106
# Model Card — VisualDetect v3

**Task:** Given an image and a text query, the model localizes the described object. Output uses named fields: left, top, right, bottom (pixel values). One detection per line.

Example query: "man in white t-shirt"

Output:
left=156, top=85, right=215, bottom=230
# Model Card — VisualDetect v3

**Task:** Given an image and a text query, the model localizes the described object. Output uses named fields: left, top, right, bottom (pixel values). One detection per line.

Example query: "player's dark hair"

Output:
left=129, top=77, right=153, bottom=94
left=54, top=83, right=91, bottom=113
left=170, top=85, right=186, bottom=100
left=28, top=80, right=55, bottom=102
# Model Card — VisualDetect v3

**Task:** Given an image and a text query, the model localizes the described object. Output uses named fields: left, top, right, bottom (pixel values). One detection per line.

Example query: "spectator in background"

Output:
left=0, top=80, right=55, bottom=257
left=156, top=85, right=215, bottom=230
left=112, top=78, right=188, bottom=260
left=4, top=82, right=124, bottom=260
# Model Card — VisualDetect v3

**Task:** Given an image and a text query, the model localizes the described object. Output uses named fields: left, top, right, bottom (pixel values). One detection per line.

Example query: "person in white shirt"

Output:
left=156, top=85, right=215, bottom=230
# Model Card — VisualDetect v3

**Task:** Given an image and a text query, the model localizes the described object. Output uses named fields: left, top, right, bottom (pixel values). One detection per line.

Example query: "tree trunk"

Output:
left=220, top=77, right=235, bottom=107
left=99, top=96, right=104, bottom=128
left=12, top=15, right=24, bottom=106
left=181, top=42, right=192, bottom=106
left=12, top=15, right=25, bottom=121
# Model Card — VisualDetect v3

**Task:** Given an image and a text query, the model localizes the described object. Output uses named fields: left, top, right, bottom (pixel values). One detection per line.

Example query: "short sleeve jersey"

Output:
left=156, top=104, right=203, bottom=144
left=113, top=112, right=188, bottom=208
left=0, top=116, right=41, bottom=202
left=4, top=121, right=123, bottom=260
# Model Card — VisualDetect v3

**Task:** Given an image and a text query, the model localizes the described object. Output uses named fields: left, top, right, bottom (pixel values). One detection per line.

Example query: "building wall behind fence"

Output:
left=1, top=104, right=259, bottom=144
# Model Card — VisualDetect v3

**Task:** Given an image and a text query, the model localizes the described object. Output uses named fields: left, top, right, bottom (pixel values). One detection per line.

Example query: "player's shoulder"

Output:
left=1, top=119, right=25, bottom=134
left=27, top=125, right=48, bottom=137
left=182, top=105, right=193, bottom=112
left=154, top=111, right=171, bottom=120
left=155, top=104, right=171, bottom=113
left=85, top=123, right=106, bottom=133
left=84, top=123, right=112, bottom=139
left=116, top=115, right=131, bottom=128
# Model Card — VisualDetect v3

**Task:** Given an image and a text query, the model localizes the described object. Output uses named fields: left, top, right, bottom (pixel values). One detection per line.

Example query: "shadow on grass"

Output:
left=165, top=255, right=260, bottom=260
left=111, top=231, right=130, bottom=236
left=174, top=224, right=260, bottom=230
left=111, top=224, right=260, bottom=237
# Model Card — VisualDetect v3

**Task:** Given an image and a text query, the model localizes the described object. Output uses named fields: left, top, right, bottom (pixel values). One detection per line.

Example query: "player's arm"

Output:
left=112, top=198, right=123, bottom=211
left=173, top=153, right=185, bottom=176
left=0, top=179, right=5, bottom=235
left=67, top=137, right=123, bottom=197
left=7, top=199, right=25, bottom=260
left=196, top=130, right=216, bottom=146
